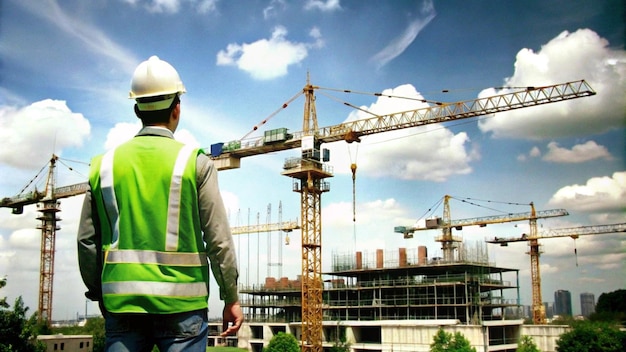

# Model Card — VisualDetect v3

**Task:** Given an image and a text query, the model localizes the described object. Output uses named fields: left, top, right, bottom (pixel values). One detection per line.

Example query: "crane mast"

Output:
left=440, top=195, right=456, bottom=261
left=37, top=155, right=60, bottom=324
left=527, top=203, right=544, bottom=324
left=487, top=222, right=626, bottom=324
left=280, top=80, right=331, bottom=352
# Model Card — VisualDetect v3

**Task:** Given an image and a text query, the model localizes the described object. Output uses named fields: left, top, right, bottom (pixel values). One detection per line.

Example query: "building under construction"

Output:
left=220, top=243, right=565, bottom=352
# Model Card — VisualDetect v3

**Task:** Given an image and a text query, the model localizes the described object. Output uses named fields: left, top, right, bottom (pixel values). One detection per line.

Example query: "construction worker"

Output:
left=77, top=55, right=242, bottom=351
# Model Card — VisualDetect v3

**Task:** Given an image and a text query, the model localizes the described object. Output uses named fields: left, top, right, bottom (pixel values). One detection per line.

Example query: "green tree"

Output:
left=430, top=328, right=477, bottom=352
left=0, top=277, right=8, bottom=309
left=29, top=313, right=52, bottom=337
left=85, top=317, right=106, bottom=352
left=263, top=332, right=299, bottom=352
left=517, top=335, right=541, bottom=352
left=590, top=289, right=626, bottom=324
left=0, top=296, right=45, bottom=352
left=556, top=320, right=626, bottom=352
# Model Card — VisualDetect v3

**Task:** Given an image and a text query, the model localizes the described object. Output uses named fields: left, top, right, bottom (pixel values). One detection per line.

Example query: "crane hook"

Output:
left=351, top=163, right=357, bottom=223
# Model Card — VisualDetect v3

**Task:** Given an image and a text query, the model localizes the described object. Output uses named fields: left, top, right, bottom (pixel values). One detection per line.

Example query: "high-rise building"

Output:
left=554, top=289, right=572, bottom=317
left=543, top=302, right=554, bottom=318
left=580, top=292, right=595, bottom=317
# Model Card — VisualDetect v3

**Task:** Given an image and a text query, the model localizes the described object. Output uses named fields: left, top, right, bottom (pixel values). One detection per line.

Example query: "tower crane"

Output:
left=208, top=79, right=595, bottom=351
left=394, top=195, right=569, bottom=261
left=230, top=206, right=300, bottom=280
left=486, top=222, right=626, bottom=324
left=229, top=204, right=299, bottom=291
left=0, top=155, right=89, bottom=324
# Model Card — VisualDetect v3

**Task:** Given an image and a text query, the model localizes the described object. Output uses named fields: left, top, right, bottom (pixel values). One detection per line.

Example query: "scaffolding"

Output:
left=240, top=245, right=520, bottom=325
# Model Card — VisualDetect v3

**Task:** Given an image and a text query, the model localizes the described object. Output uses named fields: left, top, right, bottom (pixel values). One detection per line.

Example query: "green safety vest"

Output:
left=89, top=136, right=209, bottom=314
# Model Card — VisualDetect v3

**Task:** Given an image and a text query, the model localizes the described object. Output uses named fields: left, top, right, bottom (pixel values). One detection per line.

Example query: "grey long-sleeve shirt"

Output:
left=77, top=126, right=239, bottom=306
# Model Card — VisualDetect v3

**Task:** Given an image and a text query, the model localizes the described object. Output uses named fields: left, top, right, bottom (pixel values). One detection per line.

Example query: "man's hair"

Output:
left=134, top=94, right=180, bottom=124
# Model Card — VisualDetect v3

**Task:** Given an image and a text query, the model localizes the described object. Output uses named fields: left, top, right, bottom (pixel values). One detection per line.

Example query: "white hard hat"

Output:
left=129, top=56, right=186, bottom=111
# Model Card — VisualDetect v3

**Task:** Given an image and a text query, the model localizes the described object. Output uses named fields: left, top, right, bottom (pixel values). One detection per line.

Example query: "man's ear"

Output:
left=171, top=102, right=181, bottom=121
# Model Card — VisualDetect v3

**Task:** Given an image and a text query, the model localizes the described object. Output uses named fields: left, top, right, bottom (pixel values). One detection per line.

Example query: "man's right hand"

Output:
left=221, top=301, right=243, bottom=336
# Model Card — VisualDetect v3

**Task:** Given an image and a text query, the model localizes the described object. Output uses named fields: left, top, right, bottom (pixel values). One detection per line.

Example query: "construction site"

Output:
left=221, top=197, right=625, bottom=352
left=2, top=78, right=625, bottom=352
left=232, top=243, right=524, bottom=351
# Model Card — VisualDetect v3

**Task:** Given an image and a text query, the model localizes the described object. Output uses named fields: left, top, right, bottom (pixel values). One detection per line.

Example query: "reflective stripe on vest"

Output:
left=106, top=249, right=206, bottom=266
left=100, top=150, right=120, bottom=248
left=166, top=144, right=197, bottom=250
left=102, top=281, right=208, bottom=297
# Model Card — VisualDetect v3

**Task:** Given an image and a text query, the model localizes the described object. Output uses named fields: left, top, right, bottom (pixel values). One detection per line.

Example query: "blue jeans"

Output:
left=103, top=308, right=208, bottom=352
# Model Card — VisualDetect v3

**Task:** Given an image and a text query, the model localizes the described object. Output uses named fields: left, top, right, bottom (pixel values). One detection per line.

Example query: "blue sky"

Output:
left=1, top=0, right=624, bottom=320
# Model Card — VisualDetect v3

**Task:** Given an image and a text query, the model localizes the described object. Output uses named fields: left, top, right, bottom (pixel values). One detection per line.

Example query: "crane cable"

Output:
left=240, top=90, right=303, bottom=140
left=348, top=144, right=359, bottom=223
left=572, top=236, right=579, bottom=267
left=348, top=143, right=359, bottom=252
left=17, top=162, right=48, bottom=196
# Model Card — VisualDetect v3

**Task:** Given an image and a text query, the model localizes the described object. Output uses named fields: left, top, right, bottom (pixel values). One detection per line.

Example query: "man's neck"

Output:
left=143, top=124, right=174, bottom=133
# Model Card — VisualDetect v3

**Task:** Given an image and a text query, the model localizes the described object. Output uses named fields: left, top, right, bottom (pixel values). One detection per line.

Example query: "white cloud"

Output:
left=517, top=146, right=541, bottom=161
left=220, top=190, right=240, bottom=219
left=309, top=27, right=325, bottom=49
left=263, top=0, right=286, bottom=19
left=543, top=140, right=612, bottom=163
left=518, top=141, right=612, bottom=163
left=197, top=0, right=218, bottom=14
left=104, top=121, right=204, bottom=150
left=322, top=198, right=412, bottom=255
left=104, top=122, right=142, bottom=150
left=548, top=171, right=626, bottom=213
left=174, top=129, right=202, bottom=147
left=0, top=100, right=91, bottom=169
left=478, top=29, right=626, bottom=140
left=145, top=0, right=181, bottom=13
left=529, top=146, right=541, bottom=158
left=304, top=0, right=341, bottom=12
left=326, top=84, right=478, bottom=181
left=370, top=0, right=436, bottom=68
left=216, top=26, right=323, bottom=80
left=121, top=0, right=218, bottom=14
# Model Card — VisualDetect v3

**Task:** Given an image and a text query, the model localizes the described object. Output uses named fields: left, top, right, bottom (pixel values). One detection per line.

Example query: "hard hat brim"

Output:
left=135, top=94, right=178, bottom=111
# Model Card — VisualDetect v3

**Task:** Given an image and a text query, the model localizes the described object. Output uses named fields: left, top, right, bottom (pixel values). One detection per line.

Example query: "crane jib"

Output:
left=209, top=79, right=595, bottom=163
